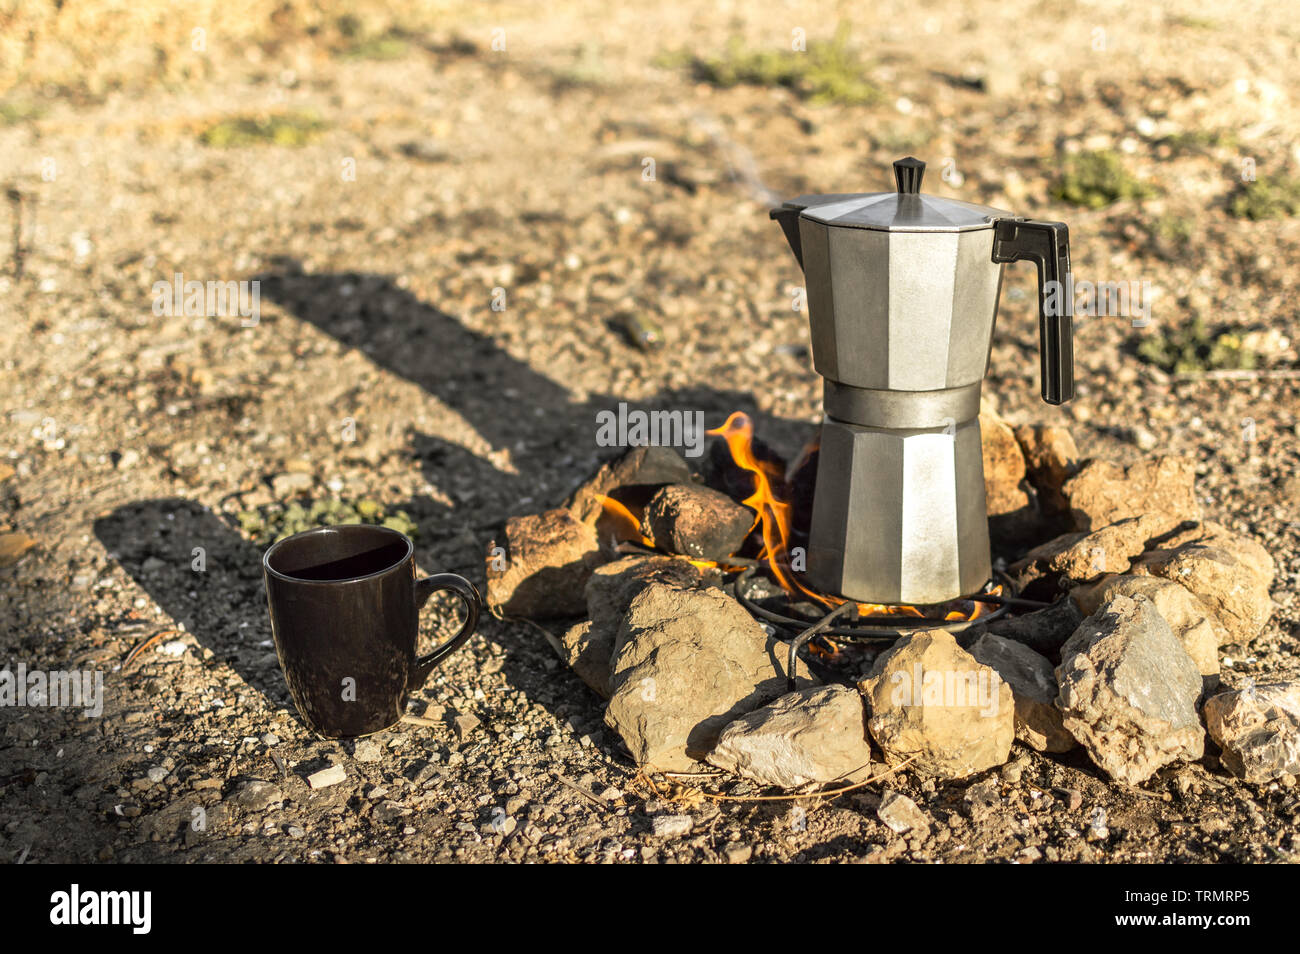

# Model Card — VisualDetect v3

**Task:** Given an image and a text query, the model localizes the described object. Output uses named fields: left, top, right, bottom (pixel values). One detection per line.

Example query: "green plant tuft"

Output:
left=1227, top=175, right=1300, bottom=221
left=1052, top=150, right=1155, bottom=208
left=199, top=111, right=328, bottom=148
left=1134, top=317, right=1258, bottom=374
left=236, top=497, right=418, bottom=545
left=661, top=23, right=878, bottom=106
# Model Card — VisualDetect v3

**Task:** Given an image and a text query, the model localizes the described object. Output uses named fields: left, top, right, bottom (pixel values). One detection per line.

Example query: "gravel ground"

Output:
left=1, top=0, right=1298, bottom=863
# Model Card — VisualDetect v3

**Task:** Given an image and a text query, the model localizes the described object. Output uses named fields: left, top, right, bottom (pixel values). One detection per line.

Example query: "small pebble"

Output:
left=651, top=814, right=693, bottom=838
left=307, top=765, right=348, bottom=789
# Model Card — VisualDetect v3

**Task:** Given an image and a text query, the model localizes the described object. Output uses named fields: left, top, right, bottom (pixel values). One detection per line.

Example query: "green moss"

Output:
left=1227, top=176, right=1300, bottom=221
left=199, top=111, right=328, bottom=148
left=1135, top=318, right=1258, bottom=374
left=1160, top=128, right=1238, bottom=156
left=1052, top=150, right=1155, bottom=208
left=662, top=23, right=878, bottom=106
left=0, top=99, right=45, bottom=125
left=339, top=31, right=411, bottom=61
left=236, top=496, right=417, bottom=545
left=1151, top=212, right=1194, bottom=244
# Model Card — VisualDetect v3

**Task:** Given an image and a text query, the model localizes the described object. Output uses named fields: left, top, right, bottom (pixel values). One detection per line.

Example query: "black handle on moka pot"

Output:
left=991, top=218, right=1075, bottom=405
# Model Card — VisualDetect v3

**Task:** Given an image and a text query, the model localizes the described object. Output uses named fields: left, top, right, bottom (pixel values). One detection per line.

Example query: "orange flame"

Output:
left=706, top=411, right=996, bottom=623
left=594, top=494, right=652, bottom=548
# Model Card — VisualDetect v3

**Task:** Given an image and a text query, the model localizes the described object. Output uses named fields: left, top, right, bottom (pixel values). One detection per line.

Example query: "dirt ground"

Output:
left=1, top=0, right=1298, bottom=863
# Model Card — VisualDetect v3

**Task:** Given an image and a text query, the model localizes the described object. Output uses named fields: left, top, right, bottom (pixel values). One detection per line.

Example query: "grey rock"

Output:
left=651, top=814, right=694, bottom=838
left=968, top=632, right=1075, bottom=752
left=230, top=780, right=284, bottom=812
left=1203, top=682, right=1300, bottom=783
left=604, top=584, right=816, bottom=772
left=860, top=629, right=1014, bottom=779
left=970, top=595, right=1084, bottom=656
left=352, top=738, right=382, bottom=763
left=1055, top=594, right=1205, bottom=784
left=877, top=790, right=930, bottom=835
left=706, top=685, right=873, bottom=788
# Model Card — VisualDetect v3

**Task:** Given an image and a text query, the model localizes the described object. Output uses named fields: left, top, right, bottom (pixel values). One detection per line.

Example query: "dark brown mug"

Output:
left=263, top=524, right=481, bottom=739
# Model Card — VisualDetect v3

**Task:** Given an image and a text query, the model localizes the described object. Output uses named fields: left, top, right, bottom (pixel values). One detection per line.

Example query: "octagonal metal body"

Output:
left=797, top=217, right=1006, bottom=393
left=806, top=416, right=991, bottom=605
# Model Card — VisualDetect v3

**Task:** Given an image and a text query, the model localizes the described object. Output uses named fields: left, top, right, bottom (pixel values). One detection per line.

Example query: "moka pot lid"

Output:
left=780, top=157, right=1013, bottom=233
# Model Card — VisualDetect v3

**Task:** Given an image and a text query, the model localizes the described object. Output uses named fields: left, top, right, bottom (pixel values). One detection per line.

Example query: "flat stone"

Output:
left=877, top=790, right=930, bottom=835
left=229, top=779, right=284, bottom=812
left=1055, top=594, right=1204, bottom=784
left=968, top=632, right=1074, bottom=753
left=485, top=508, right=603, bottom=619
left=1010, top=512, right=1178, bottom=592
left=1203, top=682, right=1300, bottom=783
left=1062, top=455, right=1200, bottom=531
left=706, top=685, right=873, bottom=788
left=604, top=584, right=816, bottom=772
left=860, top=629, right=1015, bottom=780
left=306, top=765, right=348, bottom=789
left=640, top=483, right=754, bottom=561
left=1072, top=575, right=1224, bottom=676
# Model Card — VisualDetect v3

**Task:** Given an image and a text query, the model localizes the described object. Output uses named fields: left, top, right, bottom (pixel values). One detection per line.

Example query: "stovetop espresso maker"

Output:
left=772, top=157, right=1074, bottom=605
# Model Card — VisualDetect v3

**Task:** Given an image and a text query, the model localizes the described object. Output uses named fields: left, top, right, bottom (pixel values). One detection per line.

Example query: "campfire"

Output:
left=485, top=400, right=1281, bottom=793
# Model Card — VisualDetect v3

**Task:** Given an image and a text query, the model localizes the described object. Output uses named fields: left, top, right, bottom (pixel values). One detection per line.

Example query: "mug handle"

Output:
left=409, top=573, right=482, bottom=690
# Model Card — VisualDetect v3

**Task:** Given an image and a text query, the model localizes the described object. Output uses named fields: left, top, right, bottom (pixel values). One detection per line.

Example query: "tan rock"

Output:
left=1072, top=574, right=1224, bottom=675
left=860, top=630, right=1014, bottom=779
left=981, top=409, right=1032, bottom=518
left=485, top=509, right=602, bottom=619
left=1203, top=683, right=1300, bottom=783
left=604, top=584, right=816, bottom=772
left=1055, top=595, right=1205, bottom=785
left=1130, top=543, right=1272, bottom=645
left=1062, top=456, right=1200, bottom=531
left=0, top=531, right=36, bottom=568
left=1014, top=423, right=1079, bottom=515
left=557, top=556, right=702, bottom=697
left=707, top=685, right=873, bottom=788
left=1010, top=513, right=1175, bottom=588
left=1152, top=521, right=1275, bottom=589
